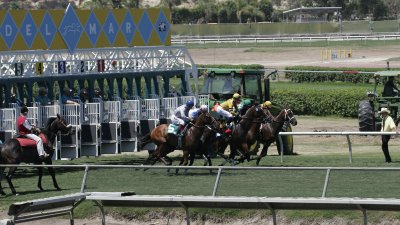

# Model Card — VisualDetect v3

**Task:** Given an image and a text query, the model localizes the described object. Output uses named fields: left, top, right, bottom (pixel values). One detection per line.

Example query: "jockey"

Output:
left=213, top=93, right=241, bottom=122
left=260, top=100, right=274, bottom=121
left=171, top=100, right=195, bottom=133
left=17, top=106, right=48, bottom=159
left=189, top=104, right=208, bottom=120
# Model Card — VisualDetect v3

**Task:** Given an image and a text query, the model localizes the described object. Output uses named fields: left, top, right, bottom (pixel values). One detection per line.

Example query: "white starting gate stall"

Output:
left=100, top=101, right=121, bottom=154
left=38, top=105, right=61, bottom=159
left=179, top=95, right=196, bottom=106
left=159, top=96, right=178, bottom=124
left=0, top=108, right=16, bottom=143
left=140, top=97, right=160, bottom=151
left=120, top=99, right=141, bottom=152
left=80, top=102, right=101, bottom=157
left=60, top=104, right=81, bottom=159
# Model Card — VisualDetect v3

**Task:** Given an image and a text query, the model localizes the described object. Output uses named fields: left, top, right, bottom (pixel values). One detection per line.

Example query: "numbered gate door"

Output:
left=0, top=108, right=16, bottom=143
left=140, top=98, right=160, bottom=151
left=60, top=104, right=80, bottom=159
left=101, top=101, right=121, bottom=154
left=121, top=99, right=140, bottom=152
left=80, top=102, right=101, bottom=157
left=38, top=105, right=61, bottom=160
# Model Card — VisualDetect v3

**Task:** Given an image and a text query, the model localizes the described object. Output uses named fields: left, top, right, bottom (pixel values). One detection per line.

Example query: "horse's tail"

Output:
left=138, top=133, right=152, bottom=150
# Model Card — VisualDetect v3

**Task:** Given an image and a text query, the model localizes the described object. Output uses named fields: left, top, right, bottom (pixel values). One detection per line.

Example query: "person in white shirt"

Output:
left=189, top=104, right=208, bottom=120
left=171, top=100, right=194, bottom=133
left=379, top=107, right=396, bottom=163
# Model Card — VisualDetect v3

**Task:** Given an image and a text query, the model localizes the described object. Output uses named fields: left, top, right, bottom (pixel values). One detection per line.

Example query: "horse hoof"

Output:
left=0, top=192, right=6, bottom=196
left=56, top=187, right=62, bottom=191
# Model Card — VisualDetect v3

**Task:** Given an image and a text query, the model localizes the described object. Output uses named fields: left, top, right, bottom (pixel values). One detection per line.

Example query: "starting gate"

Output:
left=60, top=104, right=81, bottom=159
left=0, top=108, right=16, bottom=143
left=121, top=98, right=141, bottom=152
left=80, top=102, right=101, bottom=157
left=101, top=101, right=121, bottom=154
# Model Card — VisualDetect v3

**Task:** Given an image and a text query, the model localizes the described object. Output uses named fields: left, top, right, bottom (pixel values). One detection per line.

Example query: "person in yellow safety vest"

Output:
left=213, top=93, right=241, bottom=122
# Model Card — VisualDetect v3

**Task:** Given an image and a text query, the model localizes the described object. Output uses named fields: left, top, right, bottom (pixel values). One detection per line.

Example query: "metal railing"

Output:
left=278, top=131, right=399, bottom=163
left=172, top=33, right=400, bottom=44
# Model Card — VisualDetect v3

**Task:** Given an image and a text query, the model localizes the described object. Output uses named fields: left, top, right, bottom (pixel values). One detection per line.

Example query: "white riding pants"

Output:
left=171, top=115, right=185, bottom=126
left=215, top=105, right=233, bottom=119
left=25, top=133, right=45, bottom=156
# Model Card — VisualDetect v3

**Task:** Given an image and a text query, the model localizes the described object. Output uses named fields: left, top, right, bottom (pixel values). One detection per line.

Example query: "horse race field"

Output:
left=2, top=41, right=400, bottom=224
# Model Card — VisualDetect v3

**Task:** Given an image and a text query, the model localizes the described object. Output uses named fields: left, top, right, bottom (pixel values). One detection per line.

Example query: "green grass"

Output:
left=2, top=146, right=400, bottom=222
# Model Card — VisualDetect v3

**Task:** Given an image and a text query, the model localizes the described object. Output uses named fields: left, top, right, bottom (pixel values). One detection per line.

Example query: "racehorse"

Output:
left=255, top=108, right=298, bottom=165
left=228, top=105, right=266, bottom=163
left=0, top=115, right=71, bottom=195
left=144, top=112, right=217, bottom=169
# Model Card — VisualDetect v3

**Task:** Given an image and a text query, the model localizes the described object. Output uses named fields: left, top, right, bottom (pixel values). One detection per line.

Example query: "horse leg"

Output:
left=46, top=161, right=61, bottom=191
left=37, top=166, right=44, bottom=191
left=5, top=167, right=18, bottom=195
left=0, top=167, right=5, bottom=195
left=256, top=142, right=271, bottom=166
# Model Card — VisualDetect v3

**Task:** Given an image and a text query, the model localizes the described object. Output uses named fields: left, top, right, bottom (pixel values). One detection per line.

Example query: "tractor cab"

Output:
left=200, top=68, right=265, bottom=105
left=358, top=70, right=400, bottom=131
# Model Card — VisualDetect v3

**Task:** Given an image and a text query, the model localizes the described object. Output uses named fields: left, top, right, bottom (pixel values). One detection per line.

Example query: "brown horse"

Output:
left=255, top=108, right=298, bottom=165
left=0, top=115, right=71, bottom=195
left=229, top=105, right=266, bottom=163
left=144, top=112, right=217, bottom=168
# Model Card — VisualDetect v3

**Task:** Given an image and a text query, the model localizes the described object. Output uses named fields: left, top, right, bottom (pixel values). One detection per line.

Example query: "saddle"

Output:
left=16, top=133, right=48, bottom=148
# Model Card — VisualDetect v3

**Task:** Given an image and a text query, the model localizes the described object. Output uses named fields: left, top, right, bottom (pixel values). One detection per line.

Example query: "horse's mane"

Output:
left=45, top=117, right=57, bottom=131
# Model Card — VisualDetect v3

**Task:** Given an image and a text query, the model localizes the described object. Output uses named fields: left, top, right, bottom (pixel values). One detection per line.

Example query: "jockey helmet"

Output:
left=262, top=101, right=272, bottom=108
left=233, top=93, right=241, bottom=99
left=200, top=104, right=208, bottom=111
left=21, top=106, right=29, bottom=114
left=186, top=100, right=194, bottom=108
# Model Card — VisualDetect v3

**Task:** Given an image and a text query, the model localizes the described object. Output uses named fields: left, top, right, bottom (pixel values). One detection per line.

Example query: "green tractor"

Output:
left=358, top=70, right=400, bottom=131
left=199, top=68, right=294, bottom=155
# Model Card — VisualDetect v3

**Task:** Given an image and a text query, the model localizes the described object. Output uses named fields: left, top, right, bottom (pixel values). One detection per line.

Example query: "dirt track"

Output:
left=189, top=45, right=400, bottom=69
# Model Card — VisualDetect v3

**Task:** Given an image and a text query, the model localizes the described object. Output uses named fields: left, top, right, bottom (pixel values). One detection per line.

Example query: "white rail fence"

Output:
left=2, top=164, right=400, bottom=225
left=172, top=33, right=400, bottom=44
left=278, top=131, right=399, bottom=163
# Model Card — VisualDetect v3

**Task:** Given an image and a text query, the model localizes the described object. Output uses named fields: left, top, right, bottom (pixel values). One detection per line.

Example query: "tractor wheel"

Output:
left=277, top=125, right=294, bottom=155
left=358, top=100, right=375, bottom=131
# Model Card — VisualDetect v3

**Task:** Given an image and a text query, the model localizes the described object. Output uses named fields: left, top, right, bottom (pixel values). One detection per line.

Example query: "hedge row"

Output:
left=271, top=87, right=366, bottom=118
left=284, top=66, right=390, bottom=83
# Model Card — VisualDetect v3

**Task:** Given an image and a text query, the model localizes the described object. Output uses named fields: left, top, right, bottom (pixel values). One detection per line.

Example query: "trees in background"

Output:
left=0, top=0, right=398, bottom=23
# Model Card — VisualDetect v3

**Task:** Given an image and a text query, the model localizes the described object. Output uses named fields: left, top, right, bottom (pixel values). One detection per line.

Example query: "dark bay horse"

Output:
left=144, top=112, right=217, bottom=168
left=0, top=115, right=71, bottom=195
left=255, top=108, right=298, bottom=165
left=229, top=105, right=266, bottom=163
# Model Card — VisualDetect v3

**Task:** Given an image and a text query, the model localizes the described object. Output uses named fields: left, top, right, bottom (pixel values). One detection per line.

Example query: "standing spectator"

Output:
left=61, top=87, right=78, bottom=105
left=10, top=93, right=24, bottom=107
left=379, top=107, right=396, bottom=163
left=35, top=86, right=51, bottom=106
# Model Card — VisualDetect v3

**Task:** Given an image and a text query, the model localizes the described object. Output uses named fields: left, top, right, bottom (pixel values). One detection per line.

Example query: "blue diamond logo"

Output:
left=0, top=12, right=18, bottom=49
left=85, top=11, right=101, bottom=47
left=138, top=11, right=153, bottom=45
left=59, top=5, right=83, bottom=53
left=121, top=11, right=136, bottom=45
left=20, top=12, right=38, bottom=49
left=155, top=11, right=170, bottom=44
left=40, top=12, right=57, bottom=48
left=103, top=11, right=119, bottom=45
